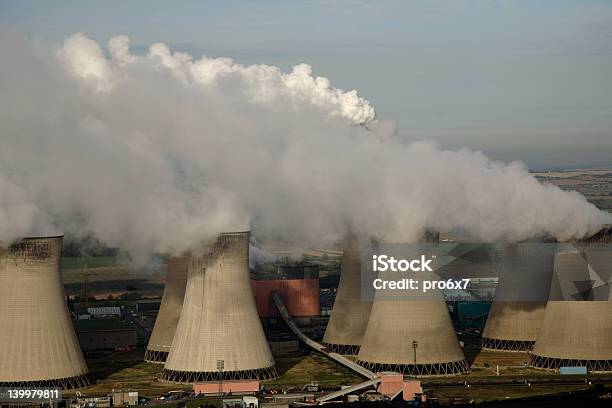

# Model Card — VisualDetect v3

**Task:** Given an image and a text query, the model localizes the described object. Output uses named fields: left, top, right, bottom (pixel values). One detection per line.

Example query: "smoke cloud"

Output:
left=0, top=32, right=610, bottom=256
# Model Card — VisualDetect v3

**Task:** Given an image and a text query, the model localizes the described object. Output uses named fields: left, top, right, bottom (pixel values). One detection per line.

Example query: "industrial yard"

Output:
left=66, top=347, right=612, bottom=406
left=17, top=229, right=605, bottom=407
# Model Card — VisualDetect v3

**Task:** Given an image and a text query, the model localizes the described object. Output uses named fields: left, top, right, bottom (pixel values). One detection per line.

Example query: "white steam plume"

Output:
left=0, top=32, right=610, bottom=256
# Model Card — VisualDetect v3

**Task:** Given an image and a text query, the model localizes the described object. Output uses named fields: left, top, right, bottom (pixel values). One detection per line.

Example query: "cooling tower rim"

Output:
left=161, top=365, right=278, bottom=383
left=1, top=235, right=64, bottom=250
left=219, top=230, right=251, bottom=236
left=357, top=359, right=471, bottom=376
left=16, top=234, right=65, bottom=240
left=0, top=373, right=90, bottom=390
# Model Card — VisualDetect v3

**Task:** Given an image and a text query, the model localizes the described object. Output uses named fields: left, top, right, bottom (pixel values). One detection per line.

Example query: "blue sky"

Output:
left=2, top=0, right=612, bottom=168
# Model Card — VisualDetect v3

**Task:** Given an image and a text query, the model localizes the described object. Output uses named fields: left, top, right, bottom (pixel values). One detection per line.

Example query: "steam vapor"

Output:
left=0, top=32, right=610, bottom=257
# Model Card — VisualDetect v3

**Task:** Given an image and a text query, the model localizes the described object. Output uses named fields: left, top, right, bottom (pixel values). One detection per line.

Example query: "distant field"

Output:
left=532, top=167, right=612, bottom=213
left=62, top=256, right=119, bottom=269
left=61, top=258, right=166, bottom=298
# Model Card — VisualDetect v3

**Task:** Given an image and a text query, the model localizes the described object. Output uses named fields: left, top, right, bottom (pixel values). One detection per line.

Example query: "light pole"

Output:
left=217, top=359, right=224, bottom=396
left=412, top=339, right=418, bottom=366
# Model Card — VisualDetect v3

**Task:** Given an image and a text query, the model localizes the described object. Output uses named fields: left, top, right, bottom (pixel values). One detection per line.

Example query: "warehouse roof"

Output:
left=87, top=306, right=122, bottom=316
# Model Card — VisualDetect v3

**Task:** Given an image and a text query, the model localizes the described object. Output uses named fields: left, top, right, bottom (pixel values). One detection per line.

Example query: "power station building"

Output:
left=481, top=243, right=555, bottom=351
left=529, top=237, right=612, bottom=372
left=145, top=255, right=189, bottom=363
left=251, top=264, right=320, bottom=318
left=162, top=232, right=277, bottom=382
left=75, top=319, right=137, bottom=352
left=0, top=236, right=89, bottom=389
left=322, top=239, right=372, bottom=355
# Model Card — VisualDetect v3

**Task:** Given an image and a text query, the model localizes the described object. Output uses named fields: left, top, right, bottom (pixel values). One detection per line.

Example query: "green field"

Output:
left=61, top=257, right=165, bottom=298
left=68, top=349, right=362, bottom=399
left=264, top=352, right=362, bottom=389
left=65, top=350, right=192, bottom=399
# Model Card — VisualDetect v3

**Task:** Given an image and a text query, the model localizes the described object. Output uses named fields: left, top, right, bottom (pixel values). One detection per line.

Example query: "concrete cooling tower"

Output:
left=0, top=236, right=89, bottom=389
left=162, top=232, right=277, bottom=383
left=529, top=238, right=612, bottom=372
left=481, top=243, right=555, bottom=352
left=145, top=255, right=189, bottom=363
left=356, top=243, right=470, bottom=376
left=322, top=239, right=372, bottom=355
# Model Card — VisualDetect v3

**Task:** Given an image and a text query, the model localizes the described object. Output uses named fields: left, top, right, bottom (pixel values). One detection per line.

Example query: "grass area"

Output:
left=64, top=350, right=192, bottom=399
left=447, top=349, right=612, bottom=381
left=72, top=350, right=364, bottom=399
left=263, top=351, right=362, bottom=389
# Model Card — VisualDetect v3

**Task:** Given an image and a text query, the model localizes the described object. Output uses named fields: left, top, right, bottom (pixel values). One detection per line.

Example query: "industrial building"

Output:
left=481, top=243, right=555, bottom=351
left=74, top=319, right=137, bottom=352
left=144, top=255, right=189, bottom=363
left=0, top=236, right=89, bottom=389
left=322, top=239, right=372, bottom=355
left=87, top=306, right=123, bottom=319
left=135, top=299, right=162, bottom=313
left=529, top=238, right=612, bottom=372
left=162, top=232, right=277, bottom=382
left=251, top=264, right=320, bottom=318
left=452, top=301, right=491, bottom=332
left=252, top=264, right=323, bottom=353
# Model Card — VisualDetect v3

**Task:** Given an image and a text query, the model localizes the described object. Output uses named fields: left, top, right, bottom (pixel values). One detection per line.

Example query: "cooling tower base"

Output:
left=161, top=366, right=278, bottom=383
left=322, top=343, right=360, bottom=356
left=529, top=354, right=612, bottom=373
left=356, top=360, right=470, bottom=376
left=481, top=337, right=535, bottom=352
left=0, top=374, right=90, bottom=390
left=144, top=349, right=169, bottom=364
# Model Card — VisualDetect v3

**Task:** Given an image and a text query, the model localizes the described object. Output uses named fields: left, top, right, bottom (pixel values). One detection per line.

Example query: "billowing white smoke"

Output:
left=0, top=33, right=610, bottom=256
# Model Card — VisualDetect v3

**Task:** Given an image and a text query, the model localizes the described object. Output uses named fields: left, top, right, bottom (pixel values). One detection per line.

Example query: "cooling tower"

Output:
left=529, top=240, right=612, bottom=372
left=357, top=243, right=469, bottom=375
left=322, top=239, right=372, bottom=355
left=481, top=243, right=555, bottom=352
left=145, top=255, right=189, bottom=363
left=0, top=236, right=89, bottom=389
left=162, top=232, right=277, bottom=382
